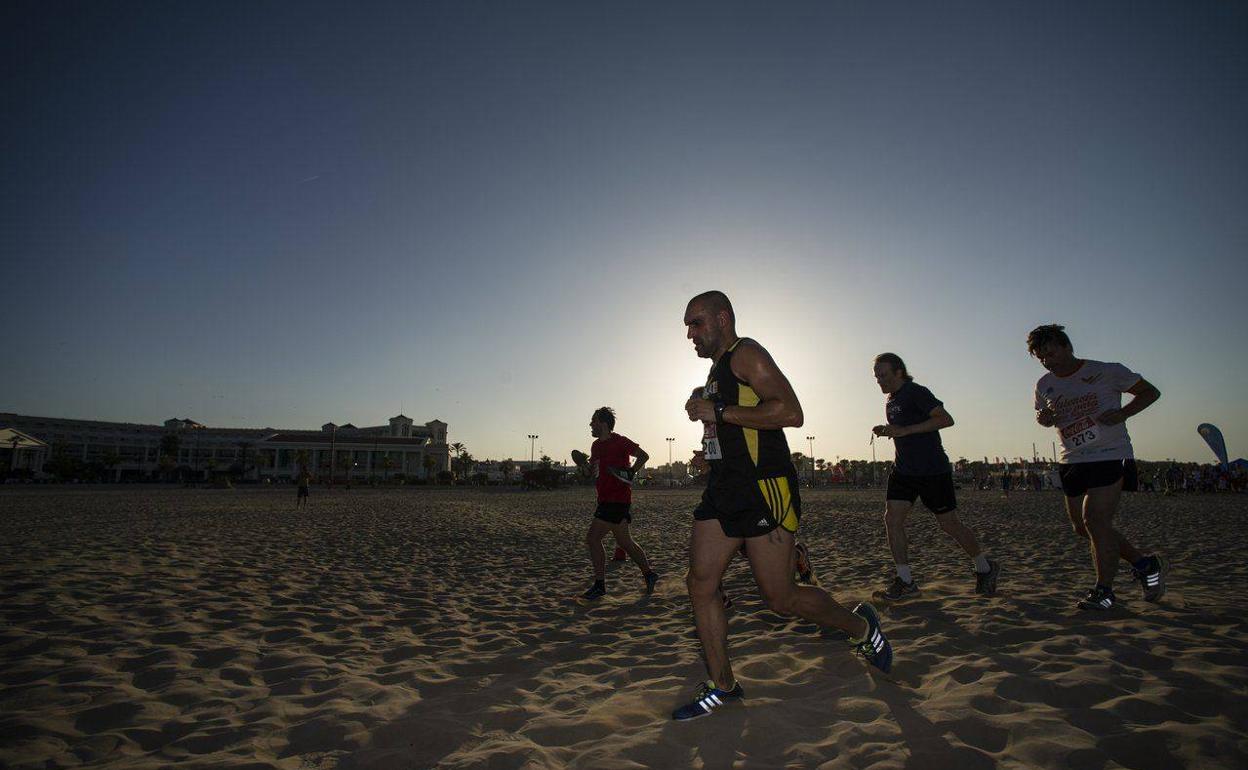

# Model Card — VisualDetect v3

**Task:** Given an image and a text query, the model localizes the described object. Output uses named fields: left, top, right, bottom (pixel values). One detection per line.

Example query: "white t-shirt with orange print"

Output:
left=1034, top=360, right=1142, bottom=464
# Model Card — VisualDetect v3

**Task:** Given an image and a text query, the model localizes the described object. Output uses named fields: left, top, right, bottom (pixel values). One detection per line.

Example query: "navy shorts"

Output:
left=1059, top=459, right=1138, bottom=497
left=886, top=472, right=957, bottom=514
left=594, top=501, right=632, bottom=524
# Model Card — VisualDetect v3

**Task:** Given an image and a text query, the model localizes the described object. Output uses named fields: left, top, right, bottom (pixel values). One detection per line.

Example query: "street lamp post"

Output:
left=870, top=433, right=877, bottom=486
left=329, top=425, right=338, bottom=489
left=528, top=434, right=538, bottom=465
left=806, top=436, right=816, bottom=487
left=666, top=437, right=675, bottom=486
left=194, top=425, right=202, bottom=485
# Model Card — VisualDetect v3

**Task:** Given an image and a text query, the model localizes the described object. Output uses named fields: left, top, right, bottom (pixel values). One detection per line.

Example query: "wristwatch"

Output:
left=714, top=401, right=727, bottom=425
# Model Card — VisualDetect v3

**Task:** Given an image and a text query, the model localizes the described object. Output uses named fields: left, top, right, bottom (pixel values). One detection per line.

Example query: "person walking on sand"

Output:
left=296, top=467, right=310, bottom=508
left=1028, top=324, right=1167, bottom=611
left=671, top=291, right=891, bottom=722
left=871, top=353, right=1000, bottom=600
left=571, top=407, right=658, bottom=601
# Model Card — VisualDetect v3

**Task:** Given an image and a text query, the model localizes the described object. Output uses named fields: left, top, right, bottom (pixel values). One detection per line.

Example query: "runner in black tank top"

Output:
left=698, top=338, right=801, bottom=537
left=671, top=291, right=892, bottom=722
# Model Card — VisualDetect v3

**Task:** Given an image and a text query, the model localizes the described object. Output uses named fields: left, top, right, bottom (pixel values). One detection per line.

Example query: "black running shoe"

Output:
left=882, top=576, right=919, bottom=600
left=1132, top=555, right=1167, bottom=603
left=671, top=680, right=744, bottom=721
left=581, top=583, right=606, bottom=601
left=1076, top=585, right=1116, bottom=611
left=644, top=571, right=659, bottom=594
left=852, top=602, right=892, bottom=673
left=975, top=559, right=1001, bottom=597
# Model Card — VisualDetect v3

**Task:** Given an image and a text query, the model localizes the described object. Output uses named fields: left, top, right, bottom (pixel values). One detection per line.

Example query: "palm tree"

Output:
left=453, top=451, right=475, bottom=479
left=254, top=450, right=270, bottom=479
left=423, top=455, right=437, bottom=481
left=381, top=455, right=395, bottom=483
left=158, top=453, right=176, bottom=482
left=100, top=450, right=121, bottom=482
left=500, top=458, right=515, bottom=483
left=160, top=433, right=181, bottom=464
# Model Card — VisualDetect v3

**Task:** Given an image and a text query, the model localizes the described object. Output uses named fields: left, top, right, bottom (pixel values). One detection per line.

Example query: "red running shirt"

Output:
left=590, top=433, right=640, bottom=503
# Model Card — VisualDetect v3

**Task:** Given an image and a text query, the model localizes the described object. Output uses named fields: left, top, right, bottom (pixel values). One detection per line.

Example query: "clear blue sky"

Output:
left=5, top=1, right=1246, bottom=464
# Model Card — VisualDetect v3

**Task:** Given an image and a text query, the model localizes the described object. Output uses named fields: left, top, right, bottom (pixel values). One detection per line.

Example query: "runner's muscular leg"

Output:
left=687, top=519, right=744, bottom=688
left=884, top=499, right=912, bottom=566
left=1082, top=480, right=1144, bottom=586
left=586, top=518, right=612, bottom=581
left=1064, top=489, right=1143, bottom=567
left=748, top=526, right=867, bottom=639
left=610, top=521, right=651, bottom=574
left=935, top=511, right=982, bottom=558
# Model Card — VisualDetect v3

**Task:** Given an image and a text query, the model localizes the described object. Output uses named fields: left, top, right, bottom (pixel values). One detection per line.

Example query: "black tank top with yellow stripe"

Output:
left=701, top=338, right=795, bottom=486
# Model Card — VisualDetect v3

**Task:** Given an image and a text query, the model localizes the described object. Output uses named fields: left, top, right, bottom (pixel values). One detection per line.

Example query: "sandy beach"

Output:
left=1, top=485, right=1245, bottom=769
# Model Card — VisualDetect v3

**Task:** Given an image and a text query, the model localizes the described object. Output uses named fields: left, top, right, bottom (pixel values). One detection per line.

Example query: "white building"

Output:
left=0, top=412, right=449, bottom=481
left=1, top=428, right=47, bottom=478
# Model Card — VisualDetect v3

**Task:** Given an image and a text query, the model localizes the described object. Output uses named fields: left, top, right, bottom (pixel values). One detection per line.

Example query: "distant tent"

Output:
left=1230, top=458, right=1248, bottom=471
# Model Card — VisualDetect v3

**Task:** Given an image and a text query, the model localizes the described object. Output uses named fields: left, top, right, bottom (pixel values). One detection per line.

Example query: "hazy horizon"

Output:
left=6, top=1, right=1245, bottom=466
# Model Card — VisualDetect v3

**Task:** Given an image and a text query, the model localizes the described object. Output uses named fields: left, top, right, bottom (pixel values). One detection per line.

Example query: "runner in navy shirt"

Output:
left=872, top=353, right=1000, bottom=599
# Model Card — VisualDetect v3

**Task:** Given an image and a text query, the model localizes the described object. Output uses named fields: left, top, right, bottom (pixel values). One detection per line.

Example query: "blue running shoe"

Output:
left=671, top=680, right=744, bottom=721
left=852, top=602, right=893, bottom=674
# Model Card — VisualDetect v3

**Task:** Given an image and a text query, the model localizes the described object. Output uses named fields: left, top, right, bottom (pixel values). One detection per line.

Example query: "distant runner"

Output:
left=1028, top=324, right=1167, bottom=611
left=672, top=291, right=890, bottom=722
left=571, top=407, right=657, bottom=601
left=296, top=467, right=310, bottom=507
left=871, top=353, right=1000, bottom=599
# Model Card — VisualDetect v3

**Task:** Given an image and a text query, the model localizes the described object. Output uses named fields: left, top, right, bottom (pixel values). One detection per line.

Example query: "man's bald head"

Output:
left=687, top=290, right=735, bottom=324
left=684, top=291, right=737, bottom=359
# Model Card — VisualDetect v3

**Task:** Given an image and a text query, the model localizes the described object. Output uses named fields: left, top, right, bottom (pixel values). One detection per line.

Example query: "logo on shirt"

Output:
left=1081, top=373, right=1103, bottom=384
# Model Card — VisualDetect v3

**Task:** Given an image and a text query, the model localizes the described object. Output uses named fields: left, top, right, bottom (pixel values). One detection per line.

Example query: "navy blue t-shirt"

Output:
left=886, top=382, right=951, bottom=475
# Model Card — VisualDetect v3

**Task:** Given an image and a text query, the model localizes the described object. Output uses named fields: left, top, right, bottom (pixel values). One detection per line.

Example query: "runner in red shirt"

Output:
left=571, top=407, right=657, bottom=601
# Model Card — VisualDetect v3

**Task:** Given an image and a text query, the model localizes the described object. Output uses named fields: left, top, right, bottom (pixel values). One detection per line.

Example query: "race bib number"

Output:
left=703, top=422, right=723, bottom=460
left=1061, top=416, right=1100, bottom=449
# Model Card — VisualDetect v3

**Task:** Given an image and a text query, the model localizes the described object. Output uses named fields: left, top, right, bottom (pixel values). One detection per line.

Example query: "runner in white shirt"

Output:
left=1028, top=324, right=1167, bottom=611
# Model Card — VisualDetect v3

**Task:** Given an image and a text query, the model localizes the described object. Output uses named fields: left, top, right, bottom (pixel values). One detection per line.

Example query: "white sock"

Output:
left=973, top=554, right=990, bottom=573
left=896, top=564, right=912, bottom=584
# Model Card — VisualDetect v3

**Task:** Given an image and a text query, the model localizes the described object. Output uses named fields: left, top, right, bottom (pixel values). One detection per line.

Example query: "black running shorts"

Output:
left=594, top=501, right=632, bottom=524
left=886, top=471, right=957, bottom=514
left=695, top=472, right=801, bottom=539
left=1059, top=459, right=1138, bottom=497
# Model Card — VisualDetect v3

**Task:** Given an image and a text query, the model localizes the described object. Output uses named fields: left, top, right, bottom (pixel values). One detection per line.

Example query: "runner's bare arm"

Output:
left=718, top=341, right=803, bottom=429
left=876, top=406, right=954, bottom=438
left=571, top=450, right=592, bottom=477
left=630, top=448, right=649, bottom=475
left=1099, top=378, right=1161, bottom=425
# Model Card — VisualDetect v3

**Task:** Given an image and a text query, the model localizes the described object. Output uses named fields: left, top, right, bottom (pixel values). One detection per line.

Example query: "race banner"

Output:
left=1197, top=423, right=1229, bottom=470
